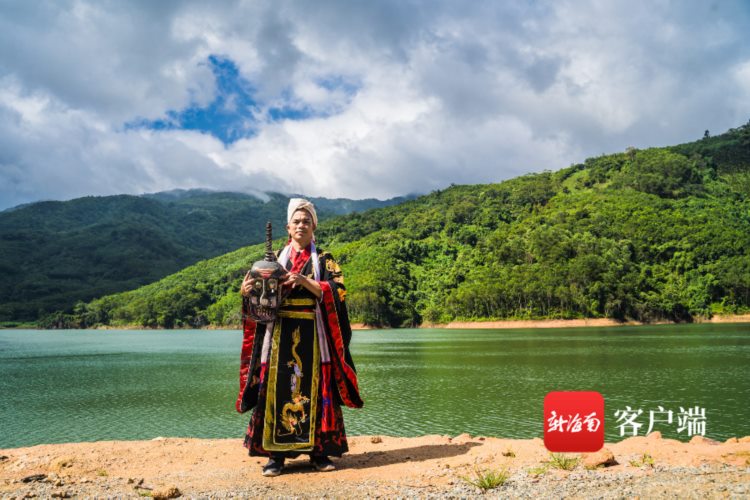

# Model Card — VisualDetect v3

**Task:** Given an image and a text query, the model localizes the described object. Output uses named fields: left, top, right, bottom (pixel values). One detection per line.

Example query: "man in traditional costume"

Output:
left=237, top=198, right=363, bottom=477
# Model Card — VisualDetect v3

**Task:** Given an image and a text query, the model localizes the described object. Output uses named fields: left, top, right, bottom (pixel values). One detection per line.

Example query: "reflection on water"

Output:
left=0, top=323, right=748, bottom=448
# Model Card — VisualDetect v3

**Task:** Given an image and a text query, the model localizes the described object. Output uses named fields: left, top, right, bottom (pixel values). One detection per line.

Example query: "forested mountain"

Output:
left=51, top=122, right=750, bottom=328
left=0, top=190, right=411, bottom=323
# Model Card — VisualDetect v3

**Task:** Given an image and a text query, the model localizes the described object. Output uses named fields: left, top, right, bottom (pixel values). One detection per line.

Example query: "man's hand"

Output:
left=282, top=272, right=305, bottom=288
left=241, top=271, right=255, bottom=296
left=282, top=271, right=322, bottom=298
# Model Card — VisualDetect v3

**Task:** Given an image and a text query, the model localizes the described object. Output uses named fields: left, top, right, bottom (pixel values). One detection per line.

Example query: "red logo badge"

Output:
left=544, top=391, right=604, bottom=452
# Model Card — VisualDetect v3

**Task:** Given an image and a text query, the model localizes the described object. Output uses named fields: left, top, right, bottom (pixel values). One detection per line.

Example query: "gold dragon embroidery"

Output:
left=277, top=327, right=310, bottom=436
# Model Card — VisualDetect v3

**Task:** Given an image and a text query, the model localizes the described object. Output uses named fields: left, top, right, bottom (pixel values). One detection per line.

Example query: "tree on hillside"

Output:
left=617, top=149, right=705, bottom=198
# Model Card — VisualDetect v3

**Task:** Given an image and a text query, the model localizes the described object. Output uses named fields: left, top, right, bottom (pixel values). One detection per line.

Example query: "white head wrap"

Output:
left=287, top=198, right=318, bottom=228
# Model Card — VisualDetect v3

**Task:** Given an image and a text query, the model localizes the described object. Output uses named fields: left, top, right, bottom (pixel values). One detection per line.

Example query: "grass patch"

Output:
left=527, top=465, right=549, bottom=477
left=502, top=447, right=516, bottom=458
left=460, top=467, right=510, bottom=491
left=547, top=453, right=579, bottom=470
left=96, top=469, right=108, bottom=477
left=629, top=452, right=655, bottom=468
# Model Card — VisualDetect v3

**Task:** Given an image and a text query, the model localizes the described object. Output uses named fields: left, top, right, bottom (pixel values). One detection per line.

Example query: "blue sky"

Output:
left=0, top=0, right=749, bottom=209
left=127, top=55, right=357, bottom=144
left=128, top=55, right=262, bottom=144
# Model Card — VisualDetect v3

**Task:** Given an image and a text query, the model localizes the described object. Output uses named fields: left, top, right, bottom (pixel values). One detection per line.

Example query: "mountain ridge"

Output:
left=47, top=121, right=750, bottom=329
left=0, top=190, right=413, bottom=323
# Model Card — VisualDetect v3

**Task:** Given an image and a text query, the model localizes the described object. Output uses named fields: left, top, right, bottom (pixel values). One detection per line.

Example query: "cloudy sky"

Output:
left=1, top=0, right=748, bottom=210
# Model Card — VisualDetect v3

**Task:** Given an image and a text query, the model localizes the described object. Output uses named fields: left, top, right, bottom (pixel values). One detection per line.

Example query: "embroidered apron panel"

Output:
left=262, top=315, right=320, bottom=451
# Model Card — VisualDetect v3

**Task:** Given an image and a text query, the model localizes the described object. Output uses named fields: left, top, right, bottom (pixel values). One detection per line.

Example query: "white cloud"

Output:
left=733, top=60, right=750, bottom=101
left=1, top=0, right=749, bottom=209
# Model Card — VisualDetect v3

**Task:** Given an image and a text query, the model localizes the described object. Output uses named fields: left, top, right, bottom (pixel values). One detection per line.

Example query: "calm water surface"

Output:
left=1, top=324, right=748, bottom=448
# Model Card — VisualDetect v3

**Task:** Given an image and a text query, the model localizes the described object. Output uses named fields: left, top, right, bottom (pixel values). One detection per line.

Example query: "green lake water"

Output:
left=1, top=323, right=748, bottom=448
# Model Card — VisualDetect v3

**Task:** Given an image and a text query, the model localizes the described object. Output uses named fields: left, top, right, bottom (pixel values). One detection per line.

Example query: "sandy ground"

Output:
left=2, top=434, right=748, bottom=498
left=352, top=314, right=750, bottom=330
left=708, top=314, right=750, bottom=324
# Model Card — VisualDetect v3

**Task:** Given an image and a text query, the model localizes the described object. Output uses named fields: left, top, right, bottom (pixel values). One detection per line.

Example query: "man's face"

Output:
left=287, top=209, right=314, bottom=244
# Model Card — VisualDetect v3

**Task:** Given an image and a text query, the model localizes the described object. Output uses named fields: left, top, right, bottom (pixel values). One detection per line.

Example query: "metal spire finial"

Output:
left=264, top=221, right=275, bottom=261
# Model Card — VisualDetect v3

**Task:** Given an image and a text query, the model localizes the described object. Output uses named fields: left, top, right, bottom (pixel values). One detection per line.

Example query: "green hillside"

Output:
left=0, top=190, right=410, bottom=323
left=56, top=122, right=750, bottom=329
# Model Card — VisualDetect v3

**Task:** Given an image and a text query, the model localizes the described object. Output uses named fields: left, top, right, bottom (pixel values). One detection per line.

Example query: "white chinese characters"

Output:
left=613, top=405, right=706, bottom=437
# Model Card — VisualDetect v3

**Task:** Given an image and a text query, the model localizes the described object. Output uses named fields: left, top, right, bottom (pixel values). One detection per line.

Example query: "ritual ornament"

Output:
left=245, top=221, right=287, bottom=323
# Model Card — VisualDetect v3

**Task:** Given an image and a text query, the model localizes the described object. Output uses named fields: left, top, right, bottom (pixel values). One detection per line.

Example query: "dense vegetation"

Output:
left=52, top=122, right=750, bottom=328
left=0, top=190, right=410, bottom=323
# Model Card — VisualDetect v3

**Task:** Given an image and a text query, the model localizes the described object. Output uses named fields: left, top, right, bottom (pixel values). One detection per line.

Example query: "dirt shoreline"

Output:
left=2, top=435, right=748, bottom=498
left=353, top=314, right=750, bottom=330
